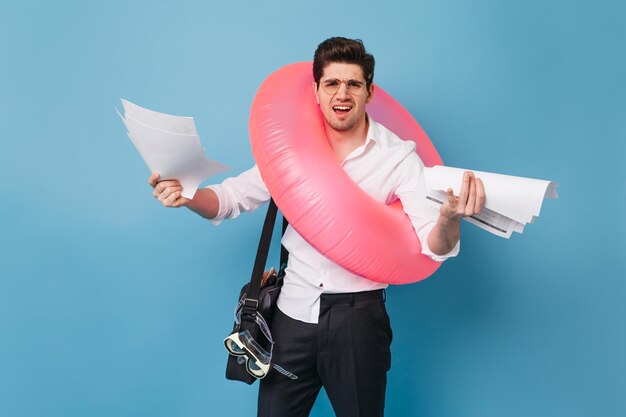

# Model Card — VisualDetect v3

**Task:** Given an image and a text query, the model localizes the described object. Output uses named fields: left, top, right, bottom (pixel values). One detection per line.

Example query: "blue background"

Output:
left=1, top=0, right=624, bottom=416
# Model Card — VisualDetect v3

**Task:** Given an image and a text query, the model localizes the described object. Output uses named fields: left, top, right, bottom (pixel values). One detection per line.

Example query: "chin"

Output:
left=329, top=117, right=358, bottom=132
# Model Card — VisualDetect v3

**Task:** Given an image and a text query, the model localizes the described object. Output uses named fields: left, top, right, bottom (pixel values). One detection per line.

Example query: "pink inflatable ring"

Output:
left=250, top=62, right=443, bottom=284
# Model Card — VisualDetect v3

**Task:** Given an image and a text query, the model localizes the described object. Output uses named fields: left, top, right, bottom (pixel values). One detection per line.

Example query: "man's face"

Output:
left=314, top=62, right=374, bottom=133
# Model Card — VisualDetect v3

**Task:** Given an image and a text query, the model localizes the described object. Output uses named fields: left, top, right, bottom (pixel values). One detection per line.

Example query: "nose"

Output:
left=335, top=82, right=350, bottom=99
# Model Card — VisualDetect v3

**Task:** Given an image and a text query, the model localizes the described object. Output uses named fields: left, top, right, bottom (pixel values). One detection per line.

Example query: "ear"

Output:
left=365, top=84, right=375, bottom=104
left=313, top=81, right=320, bottom=104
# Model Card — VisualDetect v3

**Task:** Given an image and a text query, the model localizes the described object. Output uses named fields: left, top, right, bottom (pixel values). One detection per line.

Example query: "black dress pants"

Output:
left=258, top=289, right=392, bottom=417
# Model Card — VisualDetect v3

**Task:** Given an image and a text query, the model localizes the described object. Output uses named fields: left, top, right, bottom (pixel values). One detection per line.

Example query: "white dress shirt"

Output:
left=208, top=117, right=459, bottom=323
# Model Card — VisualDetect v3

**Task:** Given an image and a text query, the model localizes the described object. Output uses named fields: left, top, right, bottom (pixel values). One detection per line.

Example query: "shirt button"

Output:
left=319, top=283, right=324, bottom=288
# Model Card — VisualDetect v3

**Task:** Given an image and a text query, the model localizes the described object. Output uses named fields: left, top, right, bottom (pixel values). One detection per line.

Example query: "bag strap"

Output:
left=241, top=199, right=287, bottom=319
left=280, top=215, right=289, bottom=268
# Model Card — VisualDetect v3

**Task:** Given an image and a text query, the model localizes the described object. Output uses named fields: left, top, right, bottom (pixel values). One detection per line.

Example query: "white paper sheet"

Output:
left=121, top=99, right=198, bottom=136
left=118, top=99, right=229, bottom=199
left=424, top=165, right=558, bottom=238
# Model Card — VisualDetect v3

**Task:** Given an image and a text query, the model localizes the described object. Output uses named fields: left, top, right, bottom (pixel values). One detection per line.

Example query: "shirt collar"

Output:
left=364, top=113, right=379, bottom=149
left=342, top=114, right=380, bottom=164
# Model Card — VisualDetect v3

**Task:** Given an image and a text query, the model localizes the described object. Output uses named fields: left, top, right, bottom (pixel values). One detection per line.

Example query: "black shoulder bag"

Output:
left=225, top=199, right=289, bottom=384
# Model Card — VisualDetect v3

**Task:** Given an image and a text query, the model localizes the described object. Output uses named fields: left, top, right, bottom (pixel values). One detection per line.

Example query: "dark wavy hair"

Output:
left=313, top=37, right=375, bottom=89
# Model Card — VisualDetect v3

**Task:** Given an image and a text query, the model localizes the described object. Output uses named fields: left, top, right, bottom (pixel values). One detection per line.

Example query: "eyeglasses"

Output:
left=320, top=78, right=367, bottom=95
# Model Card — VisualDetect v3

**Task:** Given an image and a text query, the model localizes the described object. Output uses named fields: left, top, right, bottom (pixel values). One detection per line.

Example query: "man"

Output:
left=149, top=37, right=484, bottom=417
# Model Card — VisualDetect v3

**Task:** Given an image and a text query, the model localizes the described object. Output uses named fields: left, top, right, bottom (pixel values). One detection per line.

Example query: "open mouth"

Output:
left=333, top=105, right=352, bottom=115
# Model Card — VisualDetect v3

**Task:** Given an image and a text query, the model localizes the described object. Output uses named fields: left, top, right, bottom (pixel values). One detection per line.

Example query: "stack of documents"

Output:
left=424, top=166, right=558, bottom=238
left=118, top=99, right=229, bottom=199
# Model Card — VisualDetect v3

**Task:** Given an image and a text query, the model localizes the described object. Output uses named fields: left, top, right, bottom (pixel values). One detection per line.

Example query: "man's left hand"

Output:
left=439, top=171, right=485, bottom=223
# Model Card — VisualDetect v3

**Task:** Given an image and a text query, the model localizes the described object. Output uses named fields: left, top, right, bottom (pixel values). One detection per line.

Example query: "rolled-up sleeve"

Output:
left=393, top=152, right=460, bottom=262
left=206, top=165, right=270, bottom=225
left=416, top=222, right=460, bottom=262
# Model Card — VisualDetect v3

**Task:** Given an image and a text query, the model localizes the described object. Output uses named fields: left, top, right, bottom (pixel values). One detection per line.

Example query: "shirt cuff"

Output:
left=419, top=222, right=460, bottom=262
left=205, top=184, right=230, bottom=226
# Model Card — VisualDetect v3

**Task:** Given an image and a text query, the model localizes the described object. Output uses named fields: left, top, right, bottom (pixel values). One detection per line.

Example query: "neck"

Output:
left=325, top=115, right=369, bottom=162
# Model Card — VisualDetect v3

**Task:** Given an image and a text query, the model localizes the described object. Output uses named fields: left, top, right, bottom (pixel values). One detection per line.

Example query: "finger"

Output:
left=148, top=172, right=160, bottom=188
left=172, top=197, right=187, bottom=208
left=458, top=172, right=470, bottom=207
left=157, top=185, right=181, bottom=203
left=447, top=188, right=455, bottom=204
left=465, top=173, right=476, bottom=216
left=475, top=177, right=485, bottom=214
left=446, top=188, right=457, bottom=210
left=162, top=190, right=181, bottom=206
left=153, top=180, right=181, bottom=197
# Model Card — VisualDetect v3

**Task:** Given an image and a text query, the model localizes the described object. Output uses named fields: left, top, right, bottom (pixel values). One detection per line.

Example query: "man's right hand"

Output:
left=149, top=173, right=190, bottom=208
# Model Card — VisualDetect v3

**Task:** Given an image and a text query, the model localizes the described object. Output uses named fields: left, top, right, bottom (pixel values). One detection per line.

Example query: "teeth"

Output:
left=333, top=106, right=351, bottom=111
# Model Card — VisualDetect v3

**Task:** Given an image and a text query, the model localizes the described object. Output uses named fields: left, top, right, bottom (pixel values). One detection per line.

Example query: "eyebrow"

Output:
left=323, top=78, right=363, bottom=83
